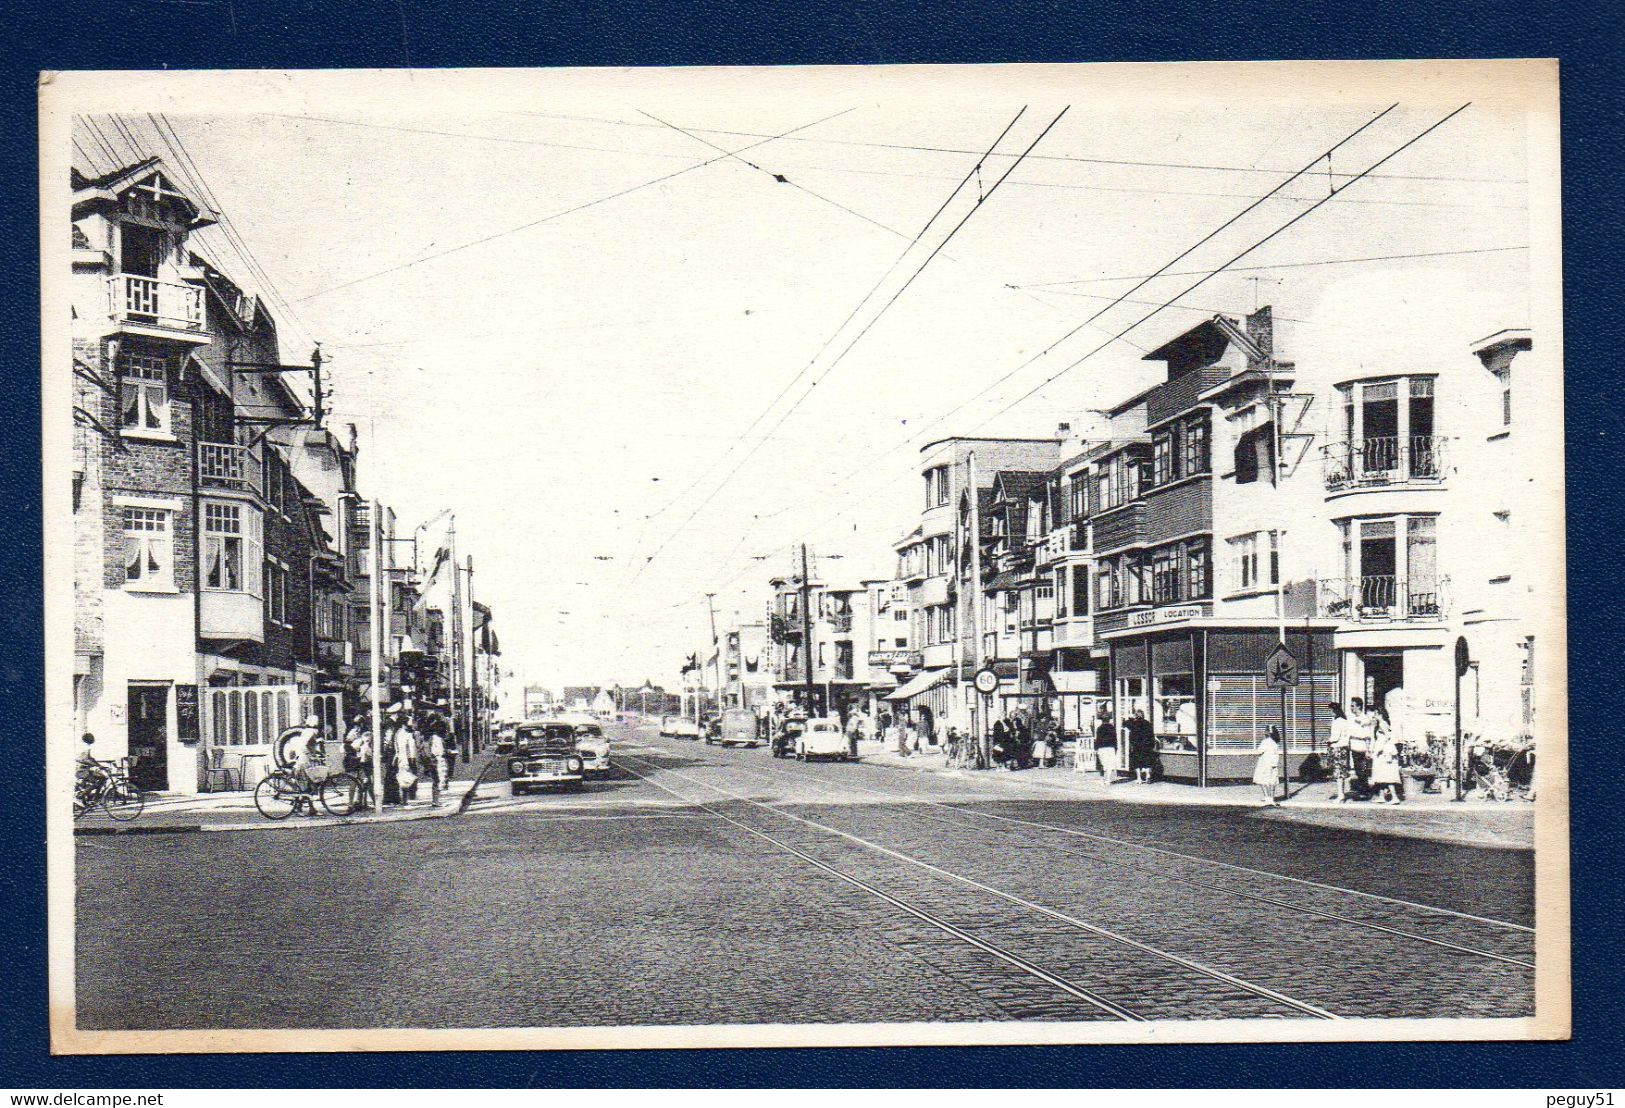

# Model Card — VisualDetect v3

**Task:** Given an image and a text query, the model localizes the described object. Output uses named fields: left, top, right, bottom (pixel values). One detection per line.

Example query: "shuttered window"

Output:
left=1206, top=673, right=1338, bottom=752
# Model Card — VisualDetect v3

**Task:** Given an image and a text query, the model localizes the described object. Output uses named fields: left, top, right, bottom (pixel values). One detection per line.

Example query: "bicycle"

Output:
left=253, top=762, right=365, bottom=820
left=74, top=755, right=146, bottom=822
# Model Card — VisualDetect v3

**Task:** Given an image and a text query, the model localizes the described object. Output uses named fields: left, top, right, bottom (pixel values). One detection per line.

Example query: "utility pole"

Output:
left=367, top=499, right=384, bottom=814
left=447, top=518, right=465, bottom=759
left=705, top=592, right=719, bottom=714
left=967, top=452, right=988, bottom=766
left=464, top=554, right=477, bottom=756
left=800, top=543, right=816, bottom=716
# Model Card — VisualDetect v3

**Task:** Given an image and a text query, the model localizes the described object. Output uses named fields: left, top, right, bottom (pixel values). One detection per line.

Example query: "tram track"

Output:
left=617, top=751, right=1338, bottom=1022
left=704, top=750, right=1536, bottom=970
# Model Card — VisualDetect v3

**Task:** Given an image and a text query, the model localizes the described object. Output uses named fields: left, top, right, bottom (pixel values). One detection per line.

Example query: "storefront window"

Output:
left=1153, top=674, right=1198, bottom=752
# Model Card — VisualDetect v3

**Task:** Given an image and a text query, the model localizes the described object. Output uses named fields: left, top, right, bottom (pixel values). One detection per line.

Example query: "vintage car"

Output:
left=661, top=716, right=703, bottom=740
left=494, top=723, right=518, bottom=754
left=797, top=716, right=852, bottom=762
left=507, top=721, right=586, bottom=794
left=572, top=719, right=611, bottom=773
left=717, top=707, right=761, bottom=748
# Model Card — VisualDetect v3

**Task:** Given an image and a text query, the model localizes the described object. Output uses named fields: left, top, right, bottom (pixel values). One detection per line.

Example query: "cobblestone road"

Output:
left=74, top=722, right=1535, bottom=1030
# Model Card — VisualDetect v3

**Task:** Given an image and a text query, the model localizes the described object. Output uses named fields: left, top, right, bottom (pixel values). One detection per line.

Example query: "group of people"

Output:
left=987, top=712, right=1060, bottom=770
left=1086, top=705, right=1160, bottom=784
left=333, top=700, right=457, bottom=809
left=1326, top=696, right=1407, bottom=804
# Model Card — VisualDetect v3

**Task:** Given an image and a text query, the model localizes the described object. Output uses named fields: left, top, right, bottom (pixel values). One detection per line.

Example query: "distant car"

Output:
left=573, top=720, right=611, bottom=773
left=717, top=707, right=761, bottom=748
left=507, top=721, right=586, bottom=794
left=771, top=719, right=806, bottom=759
left=797, top=716, right=851, bottom=762
left=662, top=716, right=703, bottom=740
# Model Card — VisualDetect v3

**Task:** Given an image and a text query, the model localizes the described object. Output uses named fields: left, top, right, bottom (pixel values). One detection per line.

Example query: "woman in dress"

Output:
left=1326, top=701, right=1358, bottom=803
left=1252, top=725, right=1282, bottom=807
left=1368, top=707, right=1404, bottom=804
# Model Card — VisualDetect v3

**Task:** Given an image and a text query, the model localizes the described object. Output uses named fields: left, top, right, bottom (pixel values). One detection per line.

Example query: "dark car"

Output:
left=771, top=719, right=806, bottom=759
left=507, top=721, right=586, bottom=794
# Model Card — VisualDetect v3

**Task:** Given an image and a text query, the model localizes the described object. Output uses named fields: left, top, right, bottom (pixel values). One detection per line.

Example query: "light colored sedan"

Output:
left=796, top=716, right=853, bottom=762
left=662, top=717, right=703, bottom=740
left=573, top=722, right=611, bottom=773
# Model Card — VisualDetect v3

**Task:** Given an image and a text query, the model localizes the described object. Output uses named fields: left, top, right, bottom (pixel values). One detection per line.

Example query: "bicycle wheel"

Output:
left=102, top=780, right=145, bottom=822
left=319, top=773, right=361, bottom=817
left=254, top=772, right=300, bottom=820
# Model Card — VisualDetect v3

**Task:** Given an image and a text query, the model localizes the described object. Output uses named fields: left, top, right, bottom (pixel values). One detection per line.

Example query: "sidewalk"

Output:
left=854, top=741, right=1535, bottom=850
left=75, top=750, right=497, bottom=835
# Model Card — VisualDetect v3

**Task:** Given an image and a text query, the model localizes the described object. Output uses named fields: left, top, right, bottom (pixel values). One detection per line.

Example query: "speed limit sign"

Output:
left=973, top=667, right=1000, bottom=695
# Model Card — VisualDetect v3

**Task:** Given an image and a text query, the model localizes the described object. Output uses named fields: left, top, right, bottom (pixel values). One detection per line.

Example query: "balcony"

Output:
left=107, top=274, right=209, bottom=340
left=317, top=637, right=354, bottom=668
left=198, top=442, right=262, bottom=495
left=200, top=590, right=264, bottom=645
left=1092, top=502, right=1148, bottom=553
left=827, top=612, right=853, bottom=633
left=1323, top=436, right=1448, bottom=493
left=1319, top=576, right=1449, bottom=623
left=1069, top=519, right=1089, bottom=552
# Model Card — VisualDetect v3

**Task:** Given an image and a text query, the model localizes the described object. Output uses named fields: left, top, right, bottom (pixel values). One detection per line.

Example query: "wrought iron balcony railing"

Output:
left=1322, top=435, right=1448, bottom=491
left=1319, top=575, right=1449, bottom=622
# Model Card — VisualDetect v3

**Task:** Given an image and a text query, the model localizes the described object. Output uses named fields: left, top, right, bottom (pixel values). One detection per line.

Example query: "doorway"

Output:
left=127, top=683, right=170, bottom=791
left=1361, top=653, right=1405, bottom=717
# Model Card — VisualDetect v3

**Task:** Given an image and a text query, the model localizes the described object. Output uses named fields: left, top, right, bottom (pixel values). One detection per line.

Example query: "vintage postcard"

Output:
left=41, top=60, right=1567, bottom=1053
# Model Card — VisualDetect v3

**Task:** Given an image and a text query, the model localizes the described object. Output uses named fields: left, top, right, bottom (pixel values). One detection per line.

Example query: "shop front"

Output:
left=1107, top=624, right=1338, bottom=785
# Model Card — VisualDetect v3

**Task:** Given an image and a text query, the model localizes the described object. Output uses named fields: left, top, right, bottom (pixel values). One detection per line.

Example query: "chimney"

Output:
left=1245, top=306, right=1274, bottom=370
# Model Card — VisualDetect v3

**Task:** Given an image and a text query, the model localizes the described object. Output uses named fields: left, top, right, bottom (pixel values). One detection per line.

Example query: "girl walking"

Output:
left=1253, top=725, right=1283, bottom=807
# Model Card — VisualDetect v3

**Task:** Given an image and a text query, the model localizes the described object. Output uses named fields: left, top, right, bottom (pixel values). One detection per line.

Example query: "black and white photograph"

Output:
left=41, top=60, right=1567, bottom=1052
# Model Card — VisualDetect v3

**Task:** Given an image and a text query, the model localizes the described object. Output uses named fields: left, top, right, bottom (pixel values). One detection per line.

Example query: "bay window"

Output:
left=202, top=502, right=243, bottom=591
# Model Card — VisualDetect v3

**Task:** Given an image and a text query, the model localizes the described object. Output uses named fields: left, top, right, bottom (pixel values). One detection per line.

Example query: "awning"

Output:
left=1048, top=670, right=1101, bottom=694
left=885, top=668, right=949, bottom=702
left=984, top=570, right=1026, bottom=592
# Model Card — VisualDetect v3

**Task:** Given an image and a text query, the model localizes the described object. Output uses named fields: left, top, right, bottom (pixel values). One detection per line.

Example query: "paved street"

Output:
left=76, top=720, right=1535, bottom=1030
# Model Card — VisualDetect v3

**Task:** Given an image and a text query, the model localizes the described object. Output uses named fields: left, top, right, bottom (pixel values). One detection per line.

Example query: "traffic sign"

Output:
left=1265, top=644, right=1299, bottom=689
left=973, top=667, right=1001, bottom=695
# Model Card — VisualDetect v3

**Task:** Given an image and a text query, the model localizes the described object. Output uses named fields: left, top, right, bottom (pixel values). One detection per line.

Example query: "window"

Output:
left=1153, top=674, right=1198, bottom=752
left=1152, top=546, right=1180, bottom=604
left=1153, top=432, right=1174, bottom=486
left=1097, top=563, right=1116, bottom=610
left=1069, top=474, right=1088, bottom=520
left=1231, top=533, right=1258, bottom=590
left=118, top=352, right=169, bottom=433
left=203, top=502, right=243, bottom=591
left=924, top=465, right=950, bottom=508
left=1267, top=530, right=1279, bottom=585
left=1072, top=564, right=1090, bottom=617
left=1186, top=538, right=1210, bottom=599
left=122, top=507, right=172, bottom=589
left=894, top=608, right=907, bottom=621
left=1183, top=416, right=1210, bottom=476
left=265, top=560, right=288, bottom=625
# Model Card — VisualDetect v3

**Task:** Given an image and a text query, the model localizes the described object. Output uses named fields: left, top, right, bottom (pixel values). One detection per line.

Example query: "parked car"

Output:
left=573, top=720, right=611, bottom=773
left=507, top=721, right=586, bottom=794
left=797, top=716, right=852, bottom=762
left=771, top=718, right=806, bottom=759
left=663, top=716, right=703, bottom=740
left=717, top=707, right=761, bottom=748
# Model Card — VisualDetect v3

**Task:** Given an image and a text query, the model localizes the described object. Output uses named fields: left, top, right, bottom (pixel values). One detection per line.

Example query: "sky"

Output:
left=66, top=63, right=1538, bottom=692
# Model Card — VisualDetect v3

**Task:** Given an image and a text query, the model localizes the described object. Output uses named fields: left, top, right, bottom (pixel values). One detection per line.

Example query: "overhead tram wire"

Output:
left=630, top=106, right=1071, bottom=585
left=612, top=107, right=1030, bottom=603
left=969, top=102, right=1476, bottom=432
left=628, top=106, right=1028, bottom=541
left=292, top=107, right=859, bottom=304
left=1010, top=244, right=1531, bottom=289
left=506, top=108, right=1515, bottom=185
left=743, top=103, right=1400, bottom=530
left=145, top=113, right=325, bottom=355
left=748, top=103, right=1476, bottom=551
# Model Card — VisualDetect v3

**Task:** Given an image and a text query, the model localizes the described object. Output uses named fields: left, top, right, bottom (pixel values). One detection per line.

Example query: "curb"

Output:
left=75, top=823, right=204, bottom=836
left=857, top=753, right=1537, bottom=815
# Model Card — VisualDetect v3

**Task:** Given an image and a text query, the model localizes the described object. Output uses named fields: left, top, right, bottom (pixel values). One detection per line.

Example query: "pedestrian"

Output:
left=426, top=719, right=448, bottom=807
left=1093, top=705, right=1119, bottom=783
left=1125, top=708, right=1158, bottom=783
left=350, top=716, right=376, bottom=808
left=391, top=708, right=420, bottom=804
left=1253, top=724, right=1283, bottom=806
left=990, top=718, right=1011, bottom=769
left=1326, top=701, right=1360, bottom=803
left=1011, top=714, right=1032, bottom=770
left=1369, top=706, right=1404, bottom=804
left=342, top=713, right=367, bottom=774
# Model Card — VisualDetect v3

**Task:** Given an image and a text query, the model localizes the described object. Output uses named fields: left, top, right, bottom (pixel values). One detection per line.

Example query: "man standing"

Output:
left=1125, top=708, right=1157, bottom=783
left=1094, top=705, right=1119, bottom=784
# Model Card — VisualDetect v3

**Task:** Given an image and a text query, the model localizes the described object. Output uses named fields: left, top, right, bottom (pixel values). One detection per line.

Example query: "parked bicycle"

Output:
left=74, top=737, right=145, bottom=822
left=1465, top=735, right=1536, bottom=802
left=253, top=727, right=366, bottom=820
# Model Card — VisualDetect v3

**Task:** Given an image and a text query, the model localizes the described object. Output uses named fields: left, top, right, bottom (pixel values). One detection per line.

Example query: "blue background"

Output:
left=5, top=0, right=1620, bottom=1088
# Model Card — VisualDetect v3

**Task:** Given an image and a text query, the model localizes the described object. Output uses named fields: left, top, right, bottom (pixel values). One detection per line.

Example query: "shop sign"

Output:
left=1129, top=605, right=1206, bottom=627
left=868, top=649, right=922, bottom=669
left=175, top=684, right=200, bottom=744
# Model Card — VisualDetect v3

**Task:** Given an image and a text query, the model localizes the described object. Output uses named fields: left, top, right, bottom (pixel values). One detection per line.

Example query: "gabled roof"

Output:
left=991, top=470, right=1049, bottom=501
left=71, top=156, right=217, bottom=228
